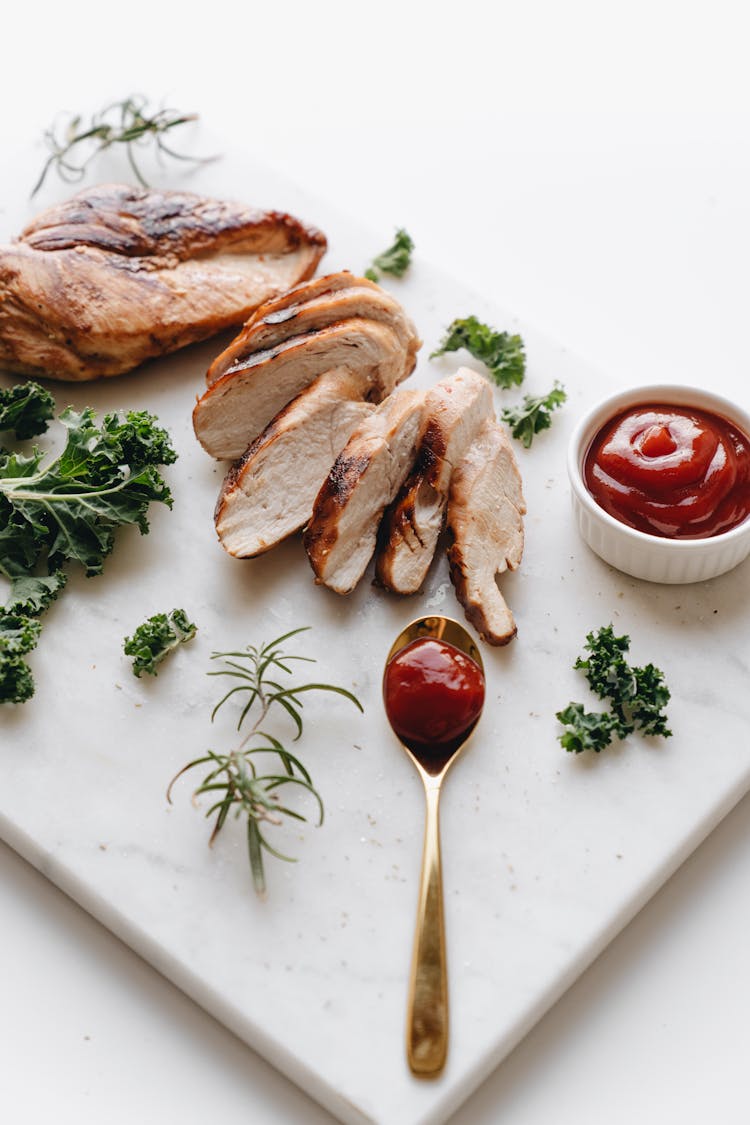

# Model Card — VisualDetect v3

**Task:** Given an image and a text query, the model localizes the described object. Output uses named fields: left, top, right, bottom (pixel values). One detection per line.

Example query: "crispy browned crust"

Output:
left=303, top=453, right=372, bottom=572
left=374, top=440, right=439, bottom=590
left=20, top=184, right=326, bottom=261
left=375, top=487, right=420, bottom=583
left=0, top=184, right=327, bottom=381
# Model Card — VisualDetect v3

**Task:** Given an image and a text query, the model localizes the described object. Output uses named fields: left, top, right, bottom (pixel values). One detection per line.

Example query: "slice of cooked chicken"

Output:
left=375, top=368, right=494, bottom=593
left=215, top=368, right=374, bottom=557
left=446, top=419, right=525, bottom=645
left=206, top=272, right=420, bottom=386
left=304, top=390, right=425, bottom=594
left=0, top=184, right=326, bottom=381
left=194, top=317, right=416, bottom=460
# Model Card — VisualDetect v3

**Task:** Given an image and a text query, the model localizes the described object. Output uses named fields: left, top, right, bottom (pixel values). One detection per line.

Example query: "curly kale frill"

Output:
left=0, top=406, right=176, bottom=580
left=557, top=626, right=672, bottom=753
left=124, top=608, right=197, bottom=677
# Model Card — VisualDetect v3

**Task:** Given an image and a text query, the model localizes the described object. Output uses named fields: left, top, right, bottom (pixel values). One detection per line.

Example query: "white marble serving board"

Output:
left=1, top=156, right=749, bottom=1125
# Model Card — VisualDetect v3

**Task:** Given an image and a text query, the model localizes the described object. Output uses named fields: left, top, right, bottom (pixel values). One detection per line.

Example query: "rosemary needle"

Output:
left=32, top=95, right=212, bottom=197
left=167, top=628, right=363, bottom=899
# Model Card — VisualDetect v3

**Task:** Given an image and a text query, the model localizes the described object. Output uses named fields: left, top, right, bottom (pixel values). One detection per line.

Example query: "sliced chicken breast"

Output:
left=215, top=368, right=374, bottom=557
left=206, top=272, right=419, bottom=385
left=376, top=368, right=494, bottom=593
left=0, top=184, right=326, bottom=381
left=194, top=318, right=414, bottom=460
left=446, top=419, right=526, bottom=645
left=304, top=390, right=425, bottom=594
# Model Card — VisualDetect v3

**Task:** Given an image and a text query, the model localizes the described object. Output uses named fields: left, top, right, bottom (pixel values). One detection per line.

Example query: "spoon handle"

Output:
left=407, top=780, right=448, bottom=1077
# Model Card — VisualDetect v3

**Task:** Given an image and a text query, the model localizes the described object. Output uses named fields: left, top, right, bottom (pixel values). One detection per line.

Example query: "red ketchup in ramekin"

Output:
left=584, top=403, right=750, bottom=539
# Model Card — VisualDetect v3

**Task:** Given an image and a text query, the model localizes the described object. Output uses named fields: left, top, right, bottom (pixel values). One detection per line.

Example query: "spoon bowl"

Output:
left=383, top=615, right=485, bottom=1077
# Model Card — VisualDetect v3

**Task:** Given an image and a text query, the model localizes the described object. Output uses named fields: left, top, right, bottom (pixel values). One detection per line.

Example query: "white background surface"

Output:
left=2, top=2, right=750, bottom=1122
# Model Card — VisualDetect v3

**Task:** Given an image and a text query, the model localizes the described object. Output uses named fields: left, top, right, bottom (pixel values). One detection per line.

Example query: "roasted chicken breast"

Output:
left=375, top=368, right=494, bottom=593
left=0, top=184, right=327, bottom=381
left=194, top=273, right=420, bottom=460
left=304, top=390, right=425, bottom=594
left=215, top=368, right=374, bottom=557
left=206, top=272, right=419, bottom=386
left=446, top=419, right=526, bottom=645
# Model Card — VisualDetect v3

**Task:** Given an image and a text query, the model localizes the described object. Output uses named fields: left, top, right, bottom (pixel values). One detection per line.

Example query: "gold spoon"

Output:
left=384, top=615, right=485, bottom=1078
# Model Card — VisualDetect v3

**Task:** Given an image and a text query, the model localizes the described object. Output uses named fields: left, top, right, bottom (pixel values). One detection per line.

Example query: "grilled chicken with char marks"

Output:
left=206, top=272, right=418, bottom=386
left=215, top=368, right=374, bottom=557
left=375, top=368, right=494, bottom=593
left=304, top=390, right=425, bottom=594
left=0, top=184, right=326, bottom=382
left=446, top=419, right=525, bottom=645
left=194, top=272, right=420, bottom=460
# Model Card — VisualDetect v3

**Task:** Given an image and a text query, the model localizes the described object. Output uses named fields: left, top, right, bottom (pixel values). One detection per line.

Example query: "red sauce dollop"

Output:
left=584, top=403, right=750, bottom=539
left=383, top=638, right=485, bottom=757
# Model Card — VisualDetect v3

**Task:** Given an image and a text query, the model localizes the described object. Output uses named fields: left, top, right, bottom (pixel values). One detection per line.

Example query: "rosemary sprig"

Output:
left=32, top=95, right=211, bottom=197
left=167, top=628, right=363, bottom=898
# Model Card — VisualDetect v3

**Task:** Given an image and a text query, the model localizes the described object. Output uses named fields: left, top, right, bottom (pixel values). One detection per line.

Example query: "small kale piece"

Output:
left=364, top=228, right=414, bottom=281
left=431, top=316, right=526, bottom=389
left=574, top=624, right=635, bottom=708
left=501, top=382, right=567, bottom=448
left=557, top=626, right=672, bottom=752
left=0, top=406, right=177, bottom=579
left=0, top=608, right=43, bottom=704
left=555, top=703, right=622, bottom=754
left=0, top=382, right=56, bottom=440
left=124, top=608, right=197, bottom=677
left=0, top=569, right=67, bottom=705
left=0, top=568, right=65, bottom=705
left=630, top=664, right=672, bottom=738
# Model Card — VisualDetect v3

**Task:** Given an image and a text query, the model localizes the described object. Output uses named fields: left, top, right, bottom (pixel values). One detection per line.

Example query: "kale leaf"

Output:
left=557, top=626, right=672, bottom=752
left=0, top=608, right=41, bottom=704
left=0, top=567, right=66, bottom=703
left=0, top=382, right=55, bottom=440
left=4, top=571, right=67, bottom=615
left=0, top=406, right=177, bottom=580
left=365, top=228, right=414, bottom=281
left=501, top=382, right=567, bottom=447
left=124, top=608, right=197, bottom=677
left=556, top=703, right=622, bottom=754
left=431, top=316, right=526, bottom=389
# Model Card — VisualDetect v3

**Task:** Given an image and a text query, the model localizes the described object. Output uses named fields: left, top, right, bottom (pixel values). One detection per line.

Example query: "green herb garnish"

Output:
left=0, top=405, right=176, bottom=583
left=32, top=95, right=210, bottom=196
left=124, top=608, right=197, bottom=678
left=0, top=609, right=41, bottom=704
left=0, top=404, right=174, bottom=704
left=365, top=228, right=414, bottom=281
left=0, top=572, right=65, bottom=704
left=501, top=382, right=567, bottom=448
left=556, top=626, right=672, bottom=753
left=431, top=316, right=526, bottom=388
left=168, top=628, right=363, bottom=898
left=0, top=382, right=55, bottom=441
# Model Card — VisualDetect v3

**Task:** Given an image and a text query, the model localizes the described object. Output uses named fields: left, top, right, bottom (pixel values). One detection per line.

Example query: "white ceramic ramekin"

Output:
left=567, top=384, right=750, bottom=584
